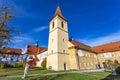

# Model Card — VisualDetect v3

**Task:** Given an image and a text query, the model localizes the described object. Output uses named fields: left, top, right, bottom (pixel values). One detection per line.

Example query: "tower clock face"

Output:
left=77, top=50, right=84, bottom=56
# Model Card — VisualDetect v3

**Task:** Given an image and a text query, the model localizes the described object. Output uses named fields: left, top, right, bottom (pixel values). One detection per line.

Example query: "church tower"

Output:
left=47, top=6, right=70, bottom=70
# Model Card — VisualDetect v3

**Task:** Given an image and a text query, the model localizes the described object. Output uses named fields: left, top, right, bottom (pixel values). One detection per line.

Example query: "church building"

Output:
left=46, top=6, right=120, bottom=71
left=22, top=6, right=120, bottom=71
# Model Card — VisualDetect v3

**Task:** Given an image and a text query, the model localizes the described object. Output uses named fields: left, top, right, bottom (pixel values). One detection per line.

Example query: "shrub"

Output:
left=116, top=66, right=120, bottom=74
left=0, top=62, right=7, bottom=69
left=106, top=60, right=113, bottom=69
left=12, top=62, right=19, bottom=68
left=18, top=62, right=23, bottom=67
left=2, top=55, right=7, bottom=58
left=32, top=67, right=47, bottom=70
left=106, top=60, right=120, bottom=70
left=22, top=62, right=26, bottom=68
left=12, top=62, right=26, bottom=68
left=41, top=59, right=47, bottom=68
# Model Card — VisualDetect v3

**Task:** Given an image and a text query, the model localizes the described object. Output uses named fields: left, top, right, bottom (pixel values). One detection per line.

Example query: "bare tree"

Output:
left=0, top=5, right=14, bottom=48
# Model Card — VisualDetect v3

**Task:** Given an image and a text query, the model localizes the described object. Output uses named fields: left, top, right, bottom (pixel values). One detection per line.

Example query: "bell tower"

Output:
left=47, top=6, right=70, bottom=70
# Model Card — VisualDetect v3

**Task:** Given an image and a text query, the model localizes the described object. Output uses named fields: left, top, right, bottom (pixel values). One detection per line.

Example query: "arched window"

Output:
left=52, top=39, right=54, bottom=43
left=63, top=50, right=65, bottom=53
left=61, top=21, right=64, bottom=28
left=52, top=22, right=54, bottom=28
left=63, top=38, right=65, bottom=42
left=51, top=50, right=53, bottom=54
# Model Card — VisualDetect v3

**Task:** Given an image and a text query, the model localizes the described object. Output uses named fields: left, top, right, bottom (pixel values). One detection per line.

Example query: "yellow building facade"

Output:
left=68, top=40, right=98, bottom=70
left=47, top=6, right=70, bottom=70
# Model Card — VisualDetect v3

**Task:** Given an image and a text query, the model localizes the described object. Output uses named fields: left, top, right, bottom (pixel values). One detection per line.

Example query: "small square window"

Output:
left=48, top=66, right=52, bottom=70
left=63, top=50, right=65, bottom=53
left=103, top=55, right=104, bottom=58
left=112, top=54, right=115, bottom=57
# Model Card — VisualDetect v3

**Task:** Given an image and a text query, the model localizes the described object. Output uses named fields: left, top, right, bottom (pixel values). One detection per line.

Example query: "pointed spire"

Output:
left=50, top=6, right=67, bottom=21
left=54, top=6, right=66, bottom=20
left=54, top=6, right=63, bottom=17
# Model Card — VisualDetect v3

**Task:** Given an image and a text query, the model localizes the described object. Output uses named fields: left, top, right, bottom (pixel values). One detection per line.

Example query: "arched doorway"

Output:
left=102, top=62, right=107, bottom=69
left=64, top=62, right=66, bottom=70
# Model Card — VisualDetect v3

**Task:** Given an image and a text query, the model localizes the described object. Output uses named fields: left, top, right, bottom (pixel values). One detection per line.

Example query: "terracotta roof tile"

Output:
left=54, top=6, right=64, bottom=19
left=91, top=41, right=120, bottom=53
left=26, top=45, right=47, bottom=61
left=26, top=45, right=47, bottom=55
left=0, top=48, right=22, bottom=55
left=50, top=6, right=67, bottom=21
left=69, top=40, right=92, bottom=51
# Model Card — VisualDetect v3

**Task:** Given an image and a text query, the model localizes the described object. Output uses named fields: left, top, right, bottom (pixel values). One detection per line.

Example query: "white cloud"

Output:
left=5, top=34, right=34, bottom=50
left=34, top=26, right=48, bottom=32
left=77, top=31, right=120, bottom=47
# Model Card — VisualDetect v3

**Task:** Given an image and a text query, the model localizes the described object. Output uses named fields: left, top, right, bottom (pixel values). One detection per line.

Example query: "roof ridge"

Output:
left=27, top=44, right=47, bottom=49
left=71, top=39, right=91, bottom=47
left=92, top=41, right=120, bottom=48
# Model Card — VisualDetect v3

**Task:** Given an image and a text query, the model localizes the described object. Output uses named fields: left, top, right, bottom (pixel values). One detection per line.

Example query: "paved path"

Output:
left=0, top=69, right=104, bottom=78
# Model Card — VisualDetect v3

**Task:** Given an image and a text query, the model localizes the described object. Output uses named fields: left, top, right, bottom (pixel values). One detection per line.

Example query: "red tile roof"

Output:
left=54, top=6, right=64, bottom=19
left=69, top=40, right=92, bottom=52
left=91, top=41, right=120, bottom=53
left=26, top=45, right=47, bottom=55
left=50, top=6, right=67, bottom=21
left=0, top=48, right=22, bottom=55
left=26, top=45, right=47, bottom=61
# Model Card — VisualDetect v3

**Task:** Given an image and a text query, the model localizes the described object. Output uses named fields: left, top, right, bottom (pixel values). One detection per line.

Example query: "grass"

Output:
left=0, top=73, right=105, bottom=80
left=85, top=72, right=120, bottom=80
left=0, top=68, right=120, bottom=80
left=86, top=72, right=111, bottom=76
left=0, top=67, right=56, bottom=76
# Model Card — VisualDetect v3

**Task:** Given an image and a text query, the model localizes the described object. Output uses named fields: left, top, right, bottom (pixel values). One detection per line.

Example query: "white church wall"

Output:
left=36, top=51, right=48, bottom=67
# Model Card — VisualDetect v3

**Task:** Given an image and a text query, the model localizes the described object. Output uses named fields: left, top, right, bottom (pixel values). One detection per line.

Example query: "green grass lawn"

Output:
left=0, top=68, right=120, bottom=80
left=85, top=72, right=120, bottom=80
left=1, top=72, right=120, bottom=80
left=85, top=72, right=111, bottom=76
left=0, top=73, right=107, bottom=80
left=0, top=67, right=56, bottom=76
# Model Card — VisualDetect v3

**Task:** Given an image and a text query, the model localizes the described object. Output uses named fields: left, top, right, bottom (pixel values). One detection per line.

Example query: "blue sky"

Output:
left=0, top=0, right=120, bottom=50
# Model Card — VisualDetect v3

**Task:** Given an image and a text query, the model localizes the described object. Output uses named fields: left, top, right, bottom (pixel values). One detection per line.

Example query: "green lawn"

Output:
left=0, top=73, right=106, bottom=80
left=85, top=72, right=111, bottom=76
left=0, top=67, right=56, bottom=76
left=0, top=68, right=120, bottom=80
left=85, top=72, right=120, bottom=80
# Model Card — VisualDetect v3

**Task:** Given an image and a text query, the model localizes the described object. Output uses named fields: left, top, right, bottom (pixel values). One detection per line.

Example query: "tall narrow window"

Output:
left=52, top=39, right=54, bottom=43
left=63, top=50, right=65, bottom=53
left=63, top=38, right=65, bottom=42
left=51, top=50, right=53, bottom=54
left=61, top=21, right=64, bottom=28
left=52, top=22, right=54, bottom=28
